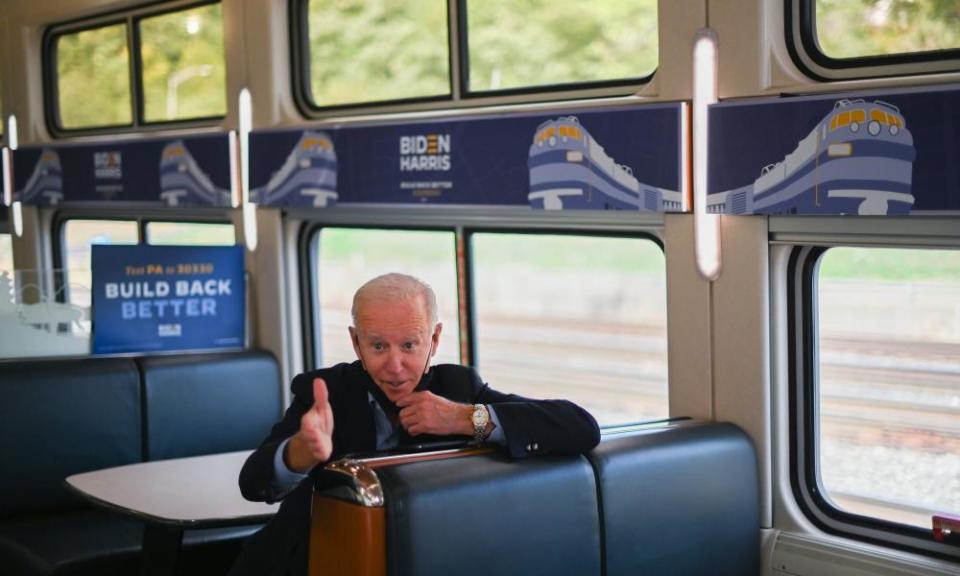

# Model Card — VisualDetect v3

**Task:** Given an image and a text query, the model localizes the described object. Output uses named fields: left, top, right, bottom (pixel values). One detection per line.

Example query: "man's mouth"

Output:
left=383, top=380, right=409, bottom=391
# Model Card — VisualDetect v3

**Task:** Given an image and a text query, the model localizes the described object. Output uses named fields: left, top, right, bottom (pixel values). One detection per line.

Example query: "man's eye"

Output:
left=403, top=342, right=416, bottom=350
left=372, top=343, right=384, bottom=351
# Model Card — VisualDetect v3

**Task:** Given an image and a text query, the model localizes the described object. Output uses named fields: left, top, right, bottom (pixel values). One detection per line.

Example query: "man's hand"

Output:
left=286, top=378, right=334, bottom=472
left=396, top=391, right=474, bottom=437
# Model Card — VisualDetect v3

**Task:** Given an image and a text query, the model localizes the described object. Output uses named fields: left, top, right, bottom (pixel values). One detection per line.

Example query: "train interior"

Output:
left=0, top=0, right=958, bottom=575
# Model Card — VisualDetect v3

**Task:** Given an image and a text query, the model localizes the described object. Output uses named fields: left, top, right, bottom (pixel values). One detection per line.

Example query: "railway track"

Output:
left=321, top=314, right=959, bottom=436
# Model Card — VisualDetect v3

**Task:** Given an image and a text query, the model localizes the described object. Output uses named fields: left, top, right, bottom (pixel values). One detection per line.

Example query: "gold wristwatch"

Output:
left=471, top=404, right=490, bottom=443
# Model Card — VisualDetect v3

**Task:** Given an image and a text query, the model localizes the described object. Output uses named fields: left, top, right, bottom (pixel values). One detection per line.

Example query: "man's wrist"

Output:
left=285, top=433, right=316, bottom=473
left=461, top=403, right=476, bottom=436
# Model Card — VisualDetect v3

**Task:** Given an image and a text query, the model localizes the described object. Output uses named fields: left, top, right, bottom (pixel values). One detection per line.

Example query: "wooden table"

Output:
left=66, top=450, right=278, bottom=576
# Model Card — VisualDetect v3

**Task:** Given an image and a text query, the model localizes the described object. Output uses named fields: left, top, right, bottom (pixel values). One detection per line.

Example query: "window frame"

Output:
left=786, top=0, right=960, bottom=81
left=788, top=243, right=960, bottom=561
left=43, top=0, right=226, bottom=137
left=290, top=0, right=658, bottom=118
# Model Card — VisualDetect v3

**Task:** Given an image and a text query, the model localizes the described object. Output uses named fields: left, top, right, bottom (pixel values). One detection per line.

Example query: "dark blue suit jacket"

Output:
left=231, top=361, right=599, bottom=576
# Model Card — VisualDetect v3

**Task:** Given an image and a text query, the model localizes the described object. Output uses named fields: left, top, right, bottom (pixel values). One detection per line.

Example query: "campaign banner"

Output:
left=91, top=245, right=245, bottom=354
left=707, top=84, right=960, bottom=216
left=13, top=134, right=231, bottom=207
left=249, top=103, right=685, bottom=212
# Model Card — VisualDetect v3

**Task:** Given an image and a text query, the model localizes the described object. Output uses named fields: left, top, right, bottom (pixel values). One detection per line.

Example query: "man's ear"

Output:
left=430, top=322, right=443, bottom=357
left=349, top=327, right=362, bottom=359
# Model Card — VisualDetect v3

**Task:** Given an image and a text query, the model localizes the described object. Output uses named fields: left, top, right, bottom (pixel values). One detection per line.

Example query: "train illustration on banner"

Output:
left=527, top=116, right=681, bottom=212
left=708, top=99, right=916, bottom=215
left=18, top=149, right=64, bottom=205
left=251, top=131, right=338, bottom=207
left=159, top=141, right=232, bottom=207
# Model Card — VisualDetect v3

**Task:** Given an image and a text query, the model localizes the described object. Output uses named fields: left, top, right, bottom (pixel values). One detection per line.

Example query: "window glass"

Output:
left=57, top=23, right=132, bottom=129
left=140, top=3, right=226, bottom=122
left=0, top=58, right=4, bottom=137
left=62, top=219, right=138, bottom=308
left=817, top=247, right=960, bottom=528
left=306, top=0, right=450, bottom=107
left=146, top=221, right=235, bottom=245
left=815, top=0, right=960, bottom=59
left=2, top=229, right=92, bottom=358
left=0, top=233, right=12, bottom=277
left=315, top=228, right=460, bottom=367
left=466, top=0, right=657, bottom=92
left=471, top=233, right=667, bottom=426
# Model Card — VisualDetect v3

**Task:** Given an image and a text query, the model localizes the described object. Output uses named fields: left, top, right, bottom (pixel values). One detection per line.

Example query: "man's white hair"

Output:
left=351, top=273, right=439, bottom=327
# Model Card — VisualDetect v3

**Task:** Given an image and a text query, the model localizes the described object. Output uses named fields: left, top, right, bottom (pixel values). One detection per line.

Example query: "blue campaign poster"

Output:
left=249, top=103, right=685, bottom=212
left=91, top=245, right=245, bottom=354
left=13, top=134, right=232, bottom=207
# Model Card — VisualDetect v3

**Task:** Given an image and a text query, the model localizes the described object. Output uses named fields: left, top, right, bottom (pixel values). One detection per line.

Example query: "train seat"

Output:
left=0, top=350, right=282, bottom=576
left=588, top=421, right=760, bottom=576
left=139, top=350, right=282, bottom=461
left=308, top=420, right=759, bottom=576
left=0, top=357, right=143, bottom=576
left=310, top=449, right=602, bottom=576
left=377, top=453, right=602, bottom=576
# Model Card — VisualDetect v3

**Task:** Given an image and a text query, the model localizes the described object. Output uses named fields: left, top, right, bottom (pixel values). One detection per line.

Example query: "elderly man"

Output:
left=230, top=273, right=599, bottom=576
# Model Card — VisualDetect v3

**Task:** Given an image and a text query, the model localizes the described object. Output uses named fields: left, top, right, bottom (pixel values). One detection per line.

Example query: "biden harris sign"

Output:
left=91, top=245, right=245, bottom=354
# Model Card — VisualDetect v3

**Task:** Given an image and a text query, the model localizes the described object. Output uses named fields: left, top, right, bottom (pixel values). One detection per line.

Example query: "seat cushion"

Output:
left=0, top=509, right=142, bottom=576
left=0, top=509, right=261, bottom=576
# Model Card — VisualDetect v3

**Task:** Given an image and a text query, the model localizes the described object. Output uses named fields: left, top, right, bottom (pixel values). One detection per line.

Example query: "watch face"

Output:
left=473, top=405, right=489, bottom=427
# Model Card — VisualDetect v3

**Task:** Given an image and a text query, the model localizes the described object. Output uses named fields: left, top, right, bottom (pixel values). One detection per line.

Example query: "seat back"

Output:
left=0, top=357, right=142, bottom=516
left=588, top=422, right=760, bottom=576
left=139, top=350, right=282, bottom=460
left=377, top=453, right=602, bottom=576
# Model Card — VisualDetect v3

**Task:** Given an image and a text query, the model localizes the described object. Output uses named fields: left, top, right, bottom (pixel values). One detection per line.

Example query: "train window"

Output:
left=139, top=3, right=226, bottom=123
left=470, top=233, right=667, bottom=426
left=55, top=23, right=133, bottom=129
left=813, top=0, right=960, bottom=60
left=797, top=245, right=960, bottom=550
left=0, top=233, right=12, bottom=277
left=61, top=219, right=138, bottom=308
left=145, top=221, right=235, bottom=245
left=49, top=2, right=226, bottom=132
left=313, top=227, right=460, bottom=367
left=790, top=0, right=960, bottom=78
left=304, top=0, right=450, bottom=108
left=0, top=61, right=4, bottom=137
left=464, top=0, right=657, bottom=93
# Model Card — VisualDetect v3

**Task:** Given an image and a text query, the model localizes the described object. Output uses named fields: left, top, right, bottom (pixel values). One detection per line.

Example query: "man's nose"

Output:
left=385, top=350, right=404, bottom=373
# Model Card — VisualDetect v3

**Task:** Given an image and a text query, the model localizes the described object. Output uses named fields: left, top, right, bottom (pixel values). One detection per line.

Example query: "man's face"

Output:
left=350, top=295, right=441, bottom=404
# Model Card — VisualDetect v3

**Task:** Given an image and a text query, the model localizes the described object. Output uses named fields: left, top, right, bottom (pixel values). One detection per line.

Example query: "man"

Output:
left=231, top=273, right=600, bottom=575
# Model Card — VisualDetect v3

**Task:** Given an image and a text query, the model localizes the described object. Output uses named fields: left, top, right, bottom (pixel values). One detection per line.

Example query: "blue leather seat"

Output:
left=139, top=350, right=282, bottom=460
left=0, top=357, right=143, bottom=576
left=588, top=422, right=760, bottom=576
left=377, top=453, right=602, bottom=576
left=0, top=351, right=282, bottom=576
